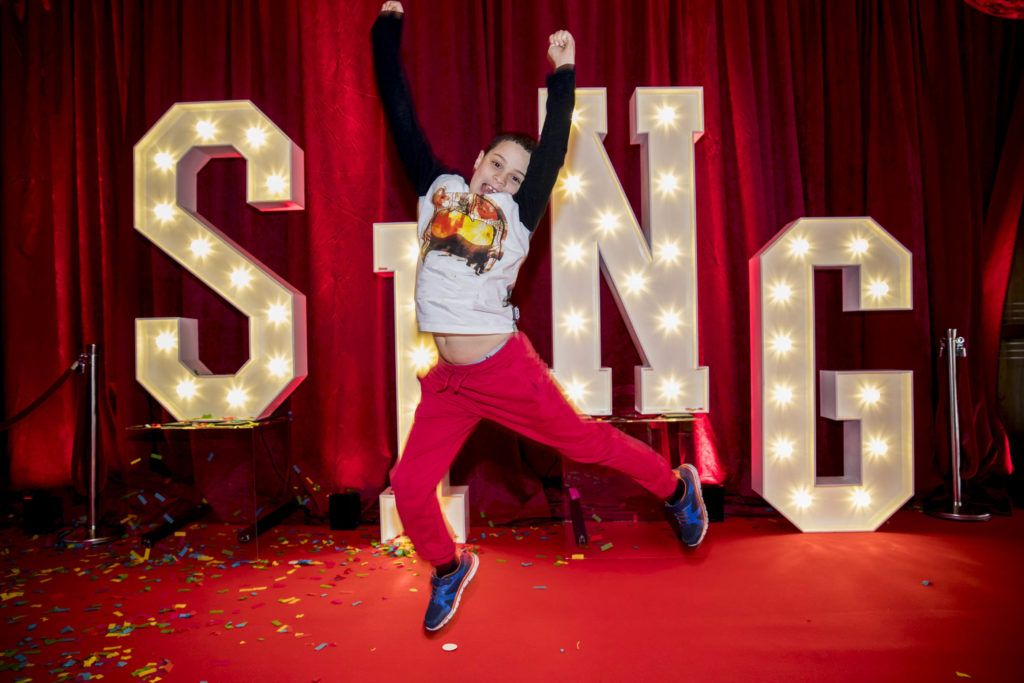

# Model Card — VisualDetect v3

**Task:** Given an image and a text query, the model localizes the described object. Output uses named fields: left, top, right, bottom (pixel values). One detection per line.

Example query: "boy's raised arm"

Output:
left=371, top=2, right=451, bottom=196
left=515, top=31, right=577, bottom=233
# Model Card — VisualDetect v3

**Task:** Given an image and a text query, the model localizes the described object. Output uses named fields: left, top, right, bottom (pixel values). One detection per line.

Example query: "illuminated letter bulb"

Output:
left=657, top=241, right=682, bottom=264
left=623, top=271, right=647, bottom=295
left=771, top=383, right=794, bottom=406
left=155, top=331, right=177, bottom=352
left=226, top=387, right=248, bottom=409
left=659, top=377, right=683, bottom=400
left=409, top=343, right=436, bottom=374
left=769, top=332, right=794, bottom=355
left=267, top=303, right=289, bottom=325
left=266, top=174, right=287, bottom=194
left=655, top=171, right=679, bottom=197
left=176, top=378, right=198, bottom=400
left=657, top=307, right=683, bottom=334
left=154, top=202, right=175, bottom=223
left=594, top=210, right=620, bottom=235
left=189, top=237, right=213, bottom=259
left=560, top=172, right=585, bottom=198
left=245, top=126, right=267, bottom=148
left=154, top=152, right=174, bottom=171
left=792, top=488, right=813, bottom=510
left=655, top=104, right=678, bottom=128
left=850, top=236, right=870, bottom=256
left=769, top=282, right=793, bottom=305
left=562, top=309, right=587, bottom=335
left=562, top=241, right=585, bottom=266
left=866, top=436, right=888, bottom=458
left=267, top=356, right=289, bottom=378
left=867, top=279, right=890, bottom=300
left=564, top=380, right=587, bottom=405
left=859, top=384, right=882, bottom=406
left=195, top=119, right=217, bottom=141
left=851, top=488, right=872, bottom=509
left=789, top=237, right=810, bottom=257
left=229, top=267, right=253, bottom=289
left=771, top=437, right=795, bottom=460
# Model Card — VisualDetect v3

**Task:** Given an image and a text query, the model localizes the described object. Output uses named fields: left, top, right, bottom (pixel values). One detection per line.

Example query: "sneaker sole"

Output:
left=424, top=552, right=479, bottom=632
left=680, top=463, right=709, bottom=547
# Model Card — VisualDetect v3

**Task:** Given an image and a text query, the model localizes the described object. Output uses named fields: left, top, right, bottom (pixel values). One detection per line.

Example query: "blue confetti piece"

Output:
left=207, top=452, right=215, bottom=461
left=352, top=600, right=362, bottom=606
left=154, top=492, right=166, bottom=502
left=137, top=494, right=148, bottom=505
left=27, top=624, right=37, bottom=631
left=163, top=513, right=175, bottom=524
left=315, top=642, right=328, bottom=651
left=292, top=465, right=301, bottom=473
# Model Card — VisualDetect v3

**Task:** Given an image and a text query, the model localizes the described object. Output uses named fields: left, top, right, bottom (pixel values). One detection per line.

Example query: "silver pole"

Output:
left=88, top=343, right=98, bottom=536
left=60, top=343, right=121, bottom=546
left=927, top=329, right=990, bottom=522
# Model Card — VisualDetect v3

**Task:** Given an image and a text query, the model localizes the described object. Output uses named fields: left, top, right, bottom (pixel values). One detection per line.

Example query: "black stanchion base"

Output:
left=925, top=500, right=992, bottom=522
left=57, top=522, right=125, bottom=548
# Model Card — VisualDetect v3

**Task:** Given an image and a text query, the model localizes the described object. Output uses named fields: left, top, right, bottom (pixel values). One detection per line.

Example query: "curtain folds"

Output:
left=2, top=1, right=1021, bottom=513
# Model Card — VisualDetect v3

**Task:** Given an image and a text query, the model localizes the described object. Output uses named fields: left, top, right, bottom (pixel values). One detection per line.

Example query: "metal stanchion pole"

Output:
left=60, top=344, right=123, bottom=546
left=927, top=329, right=991, bottom=522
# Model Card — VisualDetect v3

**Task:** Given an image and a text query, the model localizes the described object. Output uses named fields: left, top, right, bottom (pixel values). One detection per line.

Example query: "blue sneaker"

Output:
left=424, top=552, right=479, bottom=631
left=664, top=464, right=708, bottom=547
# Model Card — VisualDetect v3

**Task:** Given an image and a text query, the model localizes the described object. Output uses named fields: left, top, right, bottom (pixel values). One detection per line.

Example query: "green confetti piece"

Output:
left=600, top=542, right=614, bottom=551
left=150, top=453, right=163, bottom=460
left=592, top=514, right=602, bottom=522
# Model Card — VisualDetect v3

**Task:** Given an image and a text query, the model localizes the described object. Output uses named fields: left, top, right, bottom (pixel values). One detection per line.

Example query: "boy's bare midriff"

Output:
left=433, top=332, right=512, bottom=365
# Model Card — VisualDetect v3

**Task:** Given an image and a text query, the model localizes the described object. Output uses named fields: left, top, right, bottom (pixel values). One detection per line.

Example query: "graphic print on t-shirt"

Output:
left=422, top=188, right=508, bottom=274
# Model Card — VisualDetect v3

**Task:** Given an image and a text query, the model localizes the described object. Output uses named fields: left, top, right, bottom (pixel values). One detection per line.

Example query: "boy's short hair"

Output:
left=486, top=132, right=537, bottom=155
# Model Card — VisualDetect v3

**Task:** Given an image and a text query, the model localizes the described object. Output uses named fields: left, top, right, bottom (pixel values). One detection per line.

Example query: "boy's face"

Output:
left=469, top=140, right=531, bottom=196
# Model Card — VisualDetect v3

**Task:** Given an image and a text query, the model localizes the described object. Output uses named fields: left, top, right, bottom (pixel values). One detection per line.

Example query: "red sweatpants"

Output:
left=390, top=333, right=678, bottom=566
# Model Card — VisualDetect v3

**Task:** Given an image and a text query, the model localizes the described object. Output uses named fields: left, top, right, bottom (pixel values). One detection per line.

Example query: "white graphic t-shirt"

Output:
left=415, top=174, right=531, bottom=333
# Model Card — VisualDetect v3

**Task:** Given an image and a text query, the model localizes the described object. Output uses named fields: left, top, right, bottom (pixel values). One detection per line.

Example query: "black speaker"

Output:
left=328, top=491, right=360, bottom=530
left=22, top=491, right=64, bottom=535
left=702, top=484, right=725, bottom=522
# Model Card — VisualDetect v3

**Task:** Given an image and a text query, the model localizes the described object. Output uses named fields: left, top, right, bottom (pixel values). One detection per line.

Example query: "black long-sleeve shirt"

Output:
left=371, top=11, right=575, bottom=233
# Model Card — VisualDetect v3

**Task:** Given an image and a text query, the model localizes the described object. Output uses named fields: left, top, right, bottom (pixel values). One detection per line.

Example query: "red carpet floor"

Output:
left=1, top=510, right=1021, bottom=682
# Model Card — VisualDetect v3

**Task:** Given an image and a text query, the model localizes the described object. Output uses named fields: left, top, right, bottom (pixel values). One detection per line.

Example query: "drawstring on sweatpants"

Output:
left=436, top=369, right=469, bottom=395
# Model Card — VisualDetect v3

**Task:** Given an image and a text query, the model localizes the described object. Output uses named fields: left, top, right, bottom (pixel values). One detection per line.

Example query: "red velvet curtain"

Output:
left=3, top=1, right=1021, bottom=513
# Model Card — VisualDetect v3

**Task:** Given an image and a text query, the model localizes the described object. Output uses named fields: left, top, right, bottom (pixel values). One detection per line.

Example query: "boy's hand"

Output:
left=380, top=1, right=403, bottom=14
left=547, top=30, right=575, bottom=69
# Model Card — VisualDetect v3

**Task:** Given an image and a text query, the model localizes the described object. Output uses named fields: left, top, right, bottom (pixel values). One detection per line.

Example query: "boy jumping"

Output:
left=372, top=1, right=708, bottom=632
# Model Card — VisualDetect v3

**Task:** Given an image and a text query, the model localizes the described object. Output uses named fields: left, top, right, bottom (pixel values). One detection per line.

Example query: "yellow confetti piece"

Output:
left=956, top=674, right=972, bottom=679
left=1, top=591, right=24, bottom=601
left=241, top=586, right=267, bottom=592
left=571, top=554, right=585, bottom=560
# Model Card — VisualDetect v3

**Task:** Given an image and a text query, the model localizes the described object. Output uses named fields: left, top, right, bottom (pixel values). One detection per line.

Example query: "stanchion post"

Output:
left=59, top=344, right=124, bottom=546
left=927, top=329, right=991, bottom=522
